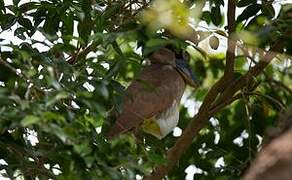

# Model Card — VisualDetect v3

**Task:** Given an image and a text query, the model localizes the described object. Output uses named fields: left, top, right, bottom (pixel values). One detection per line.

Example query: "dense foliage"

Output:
left=0, top=0, right=291, bottom=179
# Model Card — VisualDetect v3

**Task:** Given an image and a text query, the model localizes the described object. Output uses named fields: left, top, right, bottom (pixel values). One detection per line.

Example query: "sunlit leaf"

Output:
left=21, top=115, right=40, bottom=127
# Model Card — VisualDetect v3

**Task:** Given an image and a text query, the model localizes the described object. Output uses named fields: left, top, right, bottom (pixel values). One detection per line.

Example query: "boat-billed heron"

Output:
left=107, top=47, right=199, bottom=139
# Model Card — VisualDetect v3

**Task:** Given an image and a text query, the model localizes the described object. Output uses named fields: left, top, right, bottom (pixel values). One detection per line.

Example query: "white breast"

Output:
left=154, top=100, right=180, bottom=139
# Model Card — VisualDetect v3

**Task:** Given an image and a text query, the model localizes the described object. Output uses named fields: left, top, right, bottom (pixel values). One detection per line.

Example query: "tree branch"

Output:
left=224, top=0, right=236, bottom=78
left=243, top=126, right=292, bottom=180
left=209, top=93, right=242, bottom=115
left=213, top=41, right=284, bottom=109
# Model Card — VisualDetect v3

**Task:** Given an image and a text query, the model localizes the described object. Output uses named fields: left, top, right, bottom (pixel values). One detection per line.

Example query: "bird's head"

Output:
left=148, top=48, right=176, bottom=66
left=149, top=47, right=200, bottom=88
left=174, top=51, right=200, bottom=88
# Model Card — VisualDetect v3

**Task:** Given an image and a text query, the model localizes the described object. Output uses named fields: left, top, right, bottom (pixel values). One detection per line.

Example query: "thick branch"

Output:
left=243, top=127, right=292, bottom=180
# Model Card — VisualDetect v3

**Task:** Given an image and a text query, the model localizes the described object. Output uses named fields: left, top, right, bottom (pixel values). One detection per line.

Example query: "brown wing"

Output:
left=107, top=64, right=185, bottom=138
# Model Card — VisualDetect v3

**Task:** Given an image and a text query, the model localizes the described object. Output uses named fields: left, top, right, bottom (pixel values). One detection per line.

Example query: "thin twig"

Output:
left=209, top=94, right=242, bottom=115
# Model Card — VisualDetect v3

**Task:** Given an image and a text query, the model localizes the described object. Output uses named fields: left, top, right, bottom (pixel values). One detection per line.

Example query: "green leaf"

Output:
left=0, top=1, right=5, bottom=12
left=234, top=56, right=247, bottom=72
left=21, top=115, right=40, bottom=127
left=77, top=18, right=92, bottom=44
left=262, top=4, right=275, bottom=18
left=144, top=38, right=183, bottom=56
left=43, top=10, right=60, bottom=36
left=74, top=143, right=92, bottom=157
left=148, top=150, right=167, bottom=165
left=42, top=112, right=66, bottom=122
left=237, top=0, right=257, bottom=7
left=46, top=91, right=70, bottom=107
left=0, top=13, right=16, bottom=30
left=215, top=0, right=225, bottom=6
left=285, top=37, right=292, bottom=55
left=237, top=4, right=261, bottom=22
left=19, top=2, right=40, bottom=13
left=14, top=27, right=26, bottom=40
left=18, top=17, right=33, bottom=31
left=201, top=11, right=212, bottom=24
left=32, top=7, right=46, bottom=27
left=104, top=61, right=124, bottom=80
left=98, top=83, right=109, bottom=99
left=61, top=13, right=74, bottom=39
left=102, top=4, right=122, bottom=19
left=211, top=6, right=222, bottom=26
left=194, top=59, right=206, bottom=79
left=13, top=0, right=21, bottom=6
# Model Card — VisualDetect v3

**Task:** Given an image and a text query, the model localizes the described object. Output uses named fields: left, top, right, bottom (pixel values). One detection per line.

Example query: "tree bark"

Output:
left=243, top=128, right=292, bottom=180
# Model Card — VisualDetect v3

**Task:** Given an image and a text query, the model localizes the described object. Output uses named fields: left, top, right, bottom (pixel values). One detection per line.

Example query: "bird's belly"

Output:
left=142, top=100, right=179, bottom=139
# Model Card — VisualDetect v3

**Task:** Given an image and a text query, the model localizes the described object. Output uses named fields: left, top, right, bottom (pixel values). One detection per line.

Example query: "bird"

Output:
left=106, top=47, right=199, bottom=139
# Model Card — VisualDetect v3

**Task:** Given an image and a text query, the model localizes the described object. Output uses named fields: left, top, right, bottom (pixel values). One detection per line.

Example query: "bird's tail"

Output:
left=106, top=113, right=143, bottom=139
